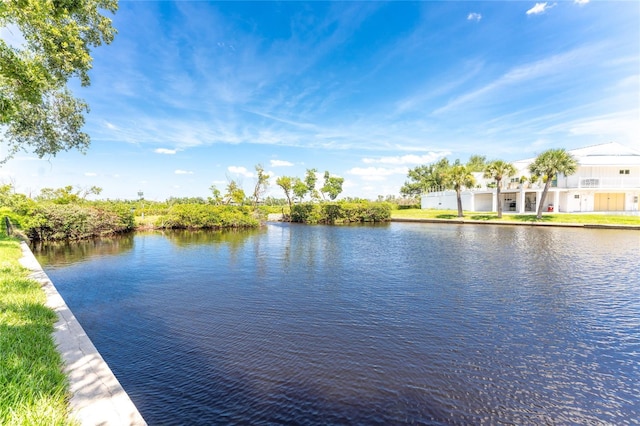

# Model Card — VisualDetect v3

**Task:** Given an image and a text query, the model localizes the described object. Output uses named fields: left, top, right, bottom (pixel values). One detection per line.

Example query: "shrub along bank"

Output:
left=156, top=204, right=261, bottom=229
left=291, top=202, right=392, bottom=224
left=1, top=187, right=392, bottom=241
left=24, top=203, right=135, bottom=241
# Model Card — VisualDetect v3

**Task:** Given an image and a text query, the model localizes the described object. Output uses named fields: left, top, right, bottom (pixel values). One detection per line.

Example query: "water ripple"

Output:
left=35, top=224, right=640, bottom=425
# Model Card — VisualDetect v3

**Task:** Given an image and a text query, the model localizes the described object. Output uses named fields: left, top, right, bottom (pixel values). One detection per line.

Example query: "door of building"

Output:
left=594, top=193, right=625, bottom=211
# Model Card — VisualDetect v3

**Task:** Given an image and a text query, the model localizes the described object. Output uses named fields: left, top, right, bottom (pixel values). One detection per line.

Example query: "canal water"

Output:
left=34, top=223, right=640, bottom=425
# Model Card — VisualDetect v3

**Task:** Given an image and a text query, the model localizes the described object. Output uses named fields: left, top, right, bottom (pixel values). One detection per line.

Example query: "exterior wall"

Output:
left=420, top=144, right=640, bottom=213
left=564, top=190, right=640, bottom=212
left=474, top=193, right=493, bottom=212
left=421, top=191, right=474, bottom=211
left=563, top=166, right=640, bottom=189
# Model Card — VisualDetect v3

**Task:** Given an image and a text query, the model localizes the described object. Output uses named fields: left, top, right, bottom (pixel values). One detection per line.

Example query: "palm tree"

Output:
left=528, top=148, right=578, bottom=219
left=484, top=160, right=517, bottom=218
left=446, top=162, right=476, bottom=218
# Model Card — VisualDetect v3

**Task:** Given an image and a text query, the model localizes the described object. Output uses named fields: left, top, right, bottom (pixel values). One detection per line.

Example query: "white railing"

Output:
left=563, top=176, right=640, bottom=189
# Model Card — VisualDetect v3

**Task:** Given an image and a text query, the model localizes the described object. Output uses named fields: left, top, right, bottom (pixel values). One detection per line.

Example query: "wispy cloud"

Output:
left=548, top=110, right=640, bottom=141
left=347, top=166, right=408, bottom=181
left=270, top=159, right=294, bottom=167
left=104, top=121, right=118, bottom=130
left=467, top=13, right=482, bottom=22
left=84, top=172, right=98, bottom=177
left=363, top=152, right=450, bottom=166
left=155, top=148, right=178, bottom=155
left=175, top=170, right=193, bottom=175
left=526, top=3, right=555, bottom=16
left=433, top=45, right=601, bottom=115
left=574, top=0, right=589, bottom=5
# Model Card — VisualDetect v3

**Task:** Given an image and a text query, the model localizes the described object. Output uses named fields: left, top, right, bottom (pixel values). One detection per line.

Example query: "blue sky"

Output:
left=2, top=0, right=639, bottom=201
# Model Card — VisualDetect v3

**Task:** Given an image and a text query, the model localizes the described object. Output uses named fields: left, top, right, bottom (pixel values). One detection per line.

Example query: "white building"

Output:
left=421, top=142, right=640, bottom=214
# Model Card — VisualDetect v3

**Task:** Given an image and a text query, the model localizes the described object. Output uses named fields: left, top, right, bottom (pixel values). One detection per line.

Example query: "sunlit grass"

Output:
left=0, top=231, right=74, bottom=425
left=392, top=208, right=640, bottom=226
left=134, top=214, right=162, bottom=228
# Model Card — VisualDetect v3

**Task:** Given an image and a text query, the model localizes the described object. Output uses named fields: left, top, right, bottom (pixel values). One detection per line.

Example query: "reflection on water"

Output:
left=37, top=223, right=640, bottom=425
left=32, top=233, right=135, bottom=266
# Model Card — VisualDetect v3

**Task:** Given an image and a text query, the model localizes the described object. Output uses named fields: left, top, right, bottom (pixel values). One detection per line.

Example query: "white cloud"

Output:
left=526, top=2, right=554, bottom=15
left=228, top=166, right=254, bottom=178
left=347, top=166, right=408, bottom=181
left=574, top=0, right=589, bottom=4
left=362, top=152, right=450, bottom=165
left=175, top=169, right=193, bottom=175
left=467, top=13, right=482, bottom=22
left=155, top=148, right=178, bottom=155
left=270, top=159, right=294, bottom=167
left=104, top=121, right=118, bottom=130
left=84, top=172, right=97, bottom=177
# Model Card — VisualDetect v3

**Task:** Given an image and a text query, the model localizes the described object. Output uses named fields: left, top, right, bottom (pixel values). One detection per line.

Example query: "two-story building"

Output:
left=421, top=142, right=640, bottom=214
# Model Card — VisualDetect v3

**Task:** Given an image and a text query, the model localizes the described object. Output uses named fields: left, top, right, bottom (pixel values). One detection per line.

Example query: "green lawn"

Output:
left=0, top=231, right=74, bottom=425
left=392, top=208, right=640, bottom=226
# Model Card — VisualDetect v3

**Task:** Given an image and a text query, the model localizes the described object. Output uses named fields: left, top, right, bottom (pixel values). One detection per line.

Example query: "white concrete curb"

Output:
left=19, top=242, right=147, bottom=426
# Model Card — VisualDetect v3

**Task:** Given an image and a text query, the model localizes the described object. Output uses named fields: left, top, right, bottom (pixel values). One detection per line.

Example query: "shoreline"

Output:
left=19, top=242, right=147, bottom=426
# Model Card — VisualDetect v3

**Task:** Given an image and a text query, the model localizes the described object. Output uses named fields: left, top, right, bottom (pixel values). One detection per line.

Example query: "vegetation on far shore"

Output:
left=0, top=230, right=73, bottom=425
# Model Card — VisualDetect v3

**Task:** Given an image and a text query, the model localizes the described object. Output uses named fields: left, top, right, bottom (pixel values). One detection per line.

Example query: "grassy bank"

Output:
left=0, top=231, right=73, bottom=425
left=391, top=209, right=640, bottom=226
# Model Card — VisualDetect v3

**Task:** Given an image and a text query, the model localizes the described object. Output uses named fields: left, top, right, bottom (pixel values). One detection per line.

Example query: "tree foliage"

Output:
left=466, top=155, right=487, bottom=172
left=483, top=160, right=516, bottom=218
left=401, top=158, right=450, bottom=196
left=275, top=176, right=294, bottom=219
left=292, top=177, right=308, bottom=202
left=528, top=148, right=578, bottom=219
left=36, top=184, right=102, bottom=204
left=304, top=168, right=318, bottom=200
left=208, top=185, right=223, bottom=205
left=320, top=171, right=344, bottom=200
left=25, top=202, right=134, bottom=241
left=291, top=201, right=391, bottom=224
left=0, top=0, right=118, bottom=162
left=444, top=161, right=476, bottom=218
left=224, top=180, right=245, bottom=205
left=251, top=164, right=270, bottom=207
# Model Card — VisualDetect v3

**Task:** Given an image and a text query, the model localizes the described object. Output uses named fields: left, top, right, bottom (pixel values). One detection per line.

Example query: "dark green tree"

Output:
left=1, top=0, right=118, bottom=162
left=400, top=158, right=450, bottom=196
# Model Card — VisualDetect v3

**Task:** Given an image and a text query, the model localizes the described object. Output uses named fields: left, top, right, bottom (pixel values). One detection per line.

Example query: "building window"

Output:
left=619, top=169, right=630, bottom=175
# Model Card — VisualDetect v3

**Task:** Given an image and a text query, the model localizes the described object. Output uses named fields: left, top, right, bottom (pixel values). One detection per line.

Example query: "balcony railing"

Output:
left=563, top=176, right=640, bottom=189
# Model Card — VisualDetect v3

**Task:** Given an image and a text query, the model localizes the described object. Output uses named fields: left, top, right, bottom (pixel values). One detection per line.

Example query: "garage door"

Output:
left=594, top=193, right=625, bottom=211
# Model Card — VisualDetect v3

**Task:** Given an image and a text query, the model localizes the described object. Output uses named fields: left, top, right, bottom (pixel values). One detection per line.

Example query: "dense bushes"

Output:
left=291, top=202, right=392, bottom=224
left=24, top=203, right=135, bottom=241
left=0, top=184, right=393, bottom=241
left=156, top=204, right=260, bottom=229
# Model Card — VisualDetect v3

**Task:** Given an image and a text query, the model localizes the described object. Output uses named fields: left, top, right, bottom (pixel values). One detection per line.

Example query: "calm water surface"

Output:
left=34, top=223, right=640, bottom=425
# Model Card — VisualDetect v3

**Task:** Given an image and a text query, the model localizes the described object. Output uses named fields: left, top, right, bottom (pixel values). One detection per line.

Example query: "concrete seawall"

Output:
left=19, top=242, right=147, bottom=426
